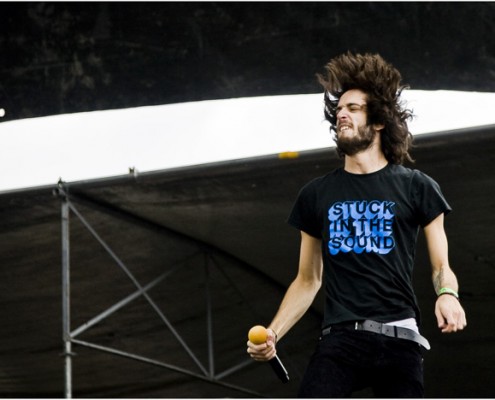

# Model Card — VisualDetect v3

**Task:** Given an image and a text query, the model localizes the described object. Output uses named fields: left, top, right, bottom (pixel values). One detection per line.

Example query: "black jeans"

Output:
left=298, top=329, right=424, bottom=398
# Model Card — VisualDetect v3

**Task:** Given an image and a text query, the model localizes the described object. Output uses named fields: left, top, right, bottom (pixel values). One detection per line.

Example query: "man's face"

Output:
left=335, top=89, right=376, bottom=156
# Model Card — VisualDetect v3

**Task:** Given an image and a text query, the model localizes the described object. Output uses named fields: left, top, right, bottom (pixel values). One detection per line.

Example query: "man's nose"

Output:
left=337, top=110, right=349, bottom=121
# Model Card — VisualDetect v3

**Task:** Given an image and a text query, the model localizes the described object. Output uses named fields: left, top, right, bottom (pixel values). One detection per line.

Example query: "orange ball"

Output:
left=248, top=325, right=268, bottom=344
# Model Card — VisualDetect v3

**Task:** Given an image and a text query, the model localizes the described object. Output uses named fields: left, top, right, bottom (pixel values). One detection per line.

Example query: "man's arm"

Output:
left=247, top=231, right=323, bottom=361
left=424, top=213, right=467, bottom=333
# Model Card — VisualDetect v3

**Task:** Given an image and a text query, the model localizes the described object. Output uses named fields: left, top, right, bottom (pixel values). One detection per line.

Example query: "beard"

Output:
left=335, top=125, right=377, bottom=156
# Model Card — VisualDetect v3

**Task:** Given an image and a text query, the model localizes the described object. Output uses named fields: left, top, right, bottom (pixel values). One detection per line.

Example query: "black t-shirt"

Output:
left=288, top=163, right=451, bottom=328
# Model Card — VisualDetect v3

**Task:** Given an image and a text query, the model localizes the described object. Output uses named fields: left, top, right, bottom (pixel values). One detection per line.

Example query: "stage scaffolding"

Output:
left=56, top=185, right=263, bottom=398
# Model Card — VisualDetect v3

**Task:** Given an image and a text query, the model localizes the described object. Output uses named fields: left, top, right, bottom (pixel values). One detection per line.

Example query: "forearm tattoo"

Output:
left=433, top=268, right=444, bottom=293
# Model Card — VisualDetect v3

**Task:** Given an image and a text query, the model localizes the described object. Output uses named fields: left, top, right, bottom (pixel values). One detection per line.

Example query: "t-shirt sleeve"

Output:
left=411, top=170, right=452, bottom=227
left=287, top=179, right=323, bottom=239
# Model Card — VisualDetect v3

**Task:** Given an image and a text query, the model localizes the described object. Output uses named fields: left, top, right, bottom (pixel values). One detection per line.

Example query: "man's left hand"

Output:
left=435, top=295, right=467, bottom=333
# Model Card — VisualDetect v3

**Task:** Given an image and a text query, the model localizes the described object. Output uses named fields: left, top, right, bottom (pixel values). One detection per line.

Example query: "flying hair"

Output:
left=317, top=52, right=414, bottom=164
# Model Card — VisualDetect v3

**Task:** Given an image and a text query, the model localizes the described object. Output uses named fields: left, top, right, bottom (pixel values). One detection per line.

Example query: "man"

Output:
left=246, top=52, right=466, bottom=398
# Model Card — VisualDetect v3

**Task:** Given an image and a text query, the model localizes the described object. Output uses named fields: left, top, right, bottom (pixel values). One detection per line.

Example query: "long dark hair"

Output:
left=317, top=52, right=414, bottom=164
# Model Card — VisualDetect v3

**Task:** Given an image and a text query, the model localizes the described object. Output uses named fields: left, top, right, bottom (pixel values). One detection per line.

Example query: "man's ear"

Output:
left=373, top=123, right=385, bottom=132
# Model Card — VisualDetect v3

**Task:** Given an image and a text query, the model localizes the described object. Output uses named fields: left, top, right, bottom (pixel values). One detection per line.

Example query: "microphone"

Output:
left=248, top=325, right=290, bottom=383
left=269, top=354, right=290, bottom=383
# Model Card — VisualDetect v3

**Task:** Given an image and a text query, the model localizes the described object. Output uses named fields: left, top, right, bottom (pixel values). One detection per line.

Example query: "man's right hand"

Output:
left=247, top=328, right=277, bottom=362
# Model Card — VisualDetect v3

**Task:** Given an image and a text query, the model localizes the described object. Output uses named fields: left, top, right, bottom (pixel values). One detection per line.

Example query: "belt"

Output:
left=322, top=320, right=431, bottom=350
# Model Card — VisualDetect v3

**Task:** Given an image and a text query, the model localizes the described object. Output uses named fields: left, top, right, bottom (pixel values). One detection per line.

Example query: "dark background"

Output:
left=1, top=2, right=494, bottom=122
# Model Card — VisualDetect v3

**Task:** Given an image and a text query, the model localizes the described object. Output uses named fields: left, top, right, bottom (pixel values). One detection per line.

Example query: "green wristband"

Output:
left=438, top=287, right=459, bottom=299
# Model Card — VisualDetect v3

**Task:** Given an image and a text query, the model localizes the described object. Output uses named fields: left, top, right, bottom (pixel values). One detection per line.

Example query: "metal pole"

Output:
left=68, top=201, right=208, bottom=375
left=205, top=253, right=214, bottom=378
left=61, top=198, right=72, bottom=398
